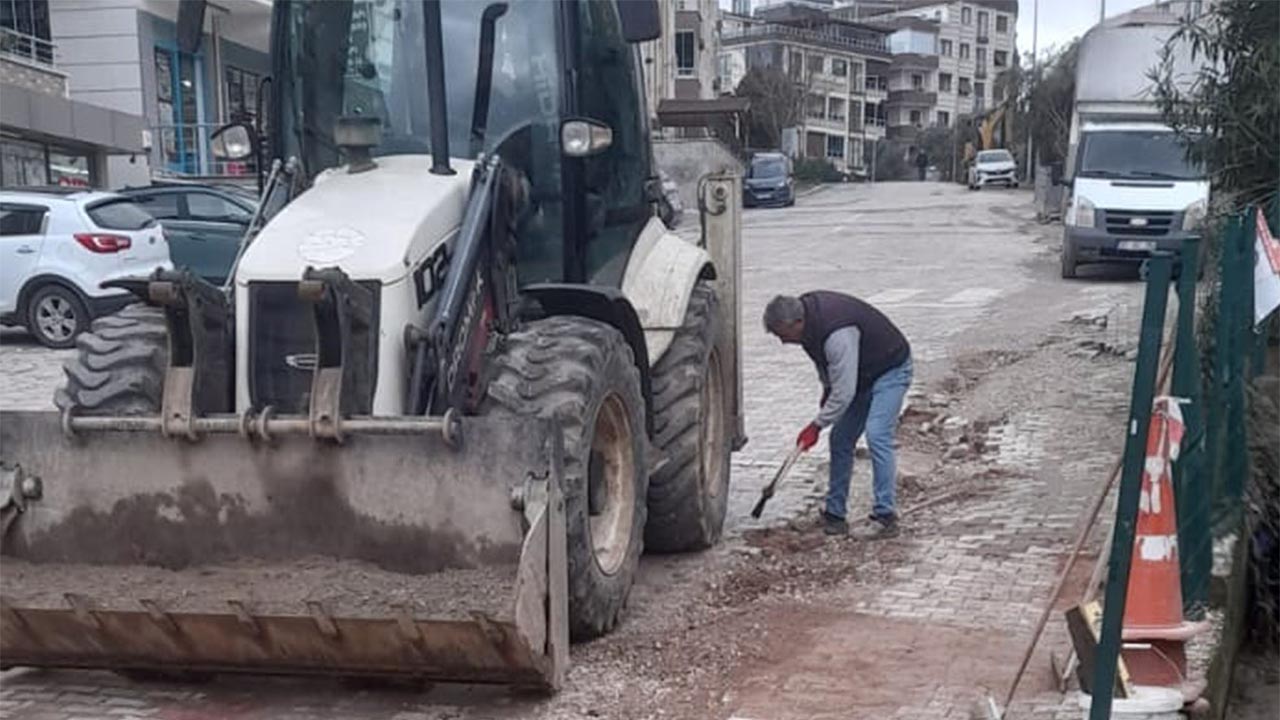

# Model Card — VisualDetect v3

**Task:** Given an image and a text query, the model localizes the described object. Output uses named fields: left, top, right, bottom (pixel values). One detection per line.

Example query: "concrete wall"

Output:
left=49, top=0, right=145, bottom=116
left=653, top=137, right=744, bottom=209
left=0, top=57, right=69, bottom=97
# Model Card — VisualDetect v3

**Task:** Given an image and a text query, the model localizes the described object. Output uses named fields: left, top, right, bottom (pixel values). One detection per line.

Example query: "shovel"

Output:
left=751, top=445, right=804, bottom=519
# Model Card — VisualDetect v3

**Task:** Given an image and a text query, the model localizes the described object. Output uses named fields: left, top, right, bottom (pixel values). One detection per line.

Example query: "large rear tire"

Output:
left=485, top=316, right=648, bottom=641
left=645, top=283, right=730, bottom=552
left=54, top=303, right=168, bottom=415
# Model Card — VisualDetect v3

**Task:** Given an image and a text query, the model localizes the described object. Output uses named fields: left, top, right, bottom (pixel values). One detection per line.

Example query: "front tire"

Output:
left=54, top=304, right=168, bottom=414
left=26, top=284, right=88, bottom=349
left=485, top=316, right=648, bottom=640
left=645, top=283, right=730, bottom=552
left=1061, top=234, right=1080, bottom=279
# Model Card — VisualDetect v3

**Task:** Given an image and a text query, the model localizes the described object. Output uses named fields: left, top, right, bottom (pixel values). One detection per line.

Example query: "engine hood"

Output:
left=236, top=155, right=475, bottom=285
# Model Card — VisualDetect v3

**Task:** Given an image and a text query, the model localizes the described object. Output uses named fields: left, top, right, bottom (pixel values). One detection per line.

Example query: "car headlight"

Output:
left=1068, top=197, right=1096, bottom=228
left=1182, top=198, right=1208, bottom=231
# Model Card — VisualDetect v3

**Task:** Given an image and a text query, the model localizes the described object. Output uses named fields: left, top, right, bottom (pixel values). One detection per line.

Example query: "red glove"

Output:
left=796, top=422, right=820, bottom=451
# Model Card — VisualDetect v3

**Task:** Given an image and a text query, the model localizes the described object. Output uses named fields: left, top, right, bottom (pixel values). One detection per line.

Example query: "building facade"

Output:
left=833, top=0, right=1018, bottom=145
left=720, top=4, right=890, bottom=174
left=640, top=0, right=722, bottom=133
left=1, top=0, right=144, bottom=188
left=47, top=0, right=271, bottom=187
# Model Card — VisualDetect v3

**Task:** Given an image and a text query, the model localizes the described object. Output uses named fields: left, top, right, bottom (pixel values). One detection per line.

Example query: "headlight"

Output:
left=1182, top=198, right=1208, bottom=231
left=1068, top=197, right=1096, bottom=228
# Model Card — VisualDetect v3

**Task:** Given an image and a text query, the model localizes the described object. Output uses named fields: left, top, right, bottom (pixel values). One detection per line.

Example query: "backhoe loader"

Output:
left=0, top=0, right=744, bottom=691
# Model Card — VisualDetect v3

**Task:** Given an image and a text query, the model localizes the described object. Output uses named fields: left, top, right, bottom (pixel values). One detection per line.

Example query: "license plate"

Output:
left=1118, top=240, right=1157, bottom=252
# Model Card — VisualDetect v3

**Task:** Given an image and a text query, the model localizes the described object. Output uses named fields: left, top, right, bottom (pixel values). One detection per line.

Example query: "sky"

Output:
left=1017, top=0, right=1153, bottom=58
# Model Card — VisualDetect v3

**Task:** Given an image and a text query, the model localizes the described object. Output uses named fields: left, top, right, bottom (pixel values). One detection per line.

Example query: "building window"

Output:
left=0, top=0, right=52, bottom=64
left=831, top=58, right=848, bottom=77
left=675, top=31, right=696, bottom=77
left=938, top=73, right=952, bottom=92
left=225, top=66, right=261, bottom=123
left=850, top=62, right=863, bottom=90
left=936, top=110, right=950, bottom=127
left=828, top=97, right=846, bottom=121
left=0, top=137, right=47, bottom=186
left=996, top=14, right=1009, bottom=33
left=994, top=50, right=1008, bottom=68
left=977, top=10, right=989, bottom=35
left=826, top=134, right=845, bottom=161
left=911, top=73, right=924, bottom=90
left=909, top=109, right=922, bottom=127
left=940, top=39, right=952, bottom=57
left=959, top=43, right=971, bottom=60
left=975, top=81, right=985, bottom=99
left=807, top=53, right=824, bottom=76
left=807, top=94, right=826, bottom=120
left=865, top=75, right=878, bottom=92
left=976, top=48, right=987, bottom=68
left=788, top=50, right=803, bottom=80
left=961, top=6, right=972, bottom=24
left=958, top=77, right=972, bottom=96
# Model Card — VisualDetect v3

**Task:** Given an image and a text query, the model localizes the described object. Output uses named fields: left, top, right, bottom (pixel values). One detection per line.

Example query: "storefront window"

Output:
left=1, top=137, right=97, bottom=188
left=48, top=150, right=90, bottom=187
left=0, top=137, right=48, bottom=186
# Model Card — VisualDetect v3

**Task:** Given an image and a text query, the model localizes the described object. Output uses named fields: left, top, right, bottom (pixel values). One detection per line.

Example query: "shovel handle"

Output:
left=751, top=446, right=804, bottom=519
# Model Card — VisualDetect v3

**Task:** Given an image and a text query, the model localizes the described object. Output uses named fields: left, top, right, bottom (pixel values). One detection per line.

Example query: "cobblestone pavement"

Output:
left=1, top=181, right=1163, bottom=719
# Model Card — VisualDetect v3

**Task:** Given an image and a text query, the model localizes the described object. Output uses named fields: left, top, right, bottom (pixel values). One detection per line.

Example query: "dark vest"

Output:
left=800, top=291, right=910, bottom=388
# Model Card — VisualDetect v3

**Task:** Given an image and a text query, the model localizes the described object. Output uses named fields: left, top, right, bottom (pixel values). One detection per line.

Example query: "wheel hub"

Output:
left=587, top=392, right=635, bottom=576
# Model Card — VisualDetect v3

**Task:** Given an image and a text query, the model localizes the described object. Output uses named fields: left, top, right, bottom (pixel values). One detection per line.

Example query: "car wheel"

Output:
left=26, top=284, right=88, bottom=349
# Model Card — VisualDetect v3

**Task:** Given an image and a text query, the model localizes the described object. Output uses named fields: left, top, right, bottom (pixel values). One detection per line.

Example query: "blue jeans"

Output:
left=826, top=357, right=913, bottom=520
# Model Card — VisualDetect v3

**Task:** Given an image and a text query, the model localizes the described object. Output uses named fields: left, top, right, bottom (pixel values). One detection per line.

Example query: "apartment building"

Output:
left=639, top=0, right=724, bottom=133
left=1, top=0, right=143, bottom=188
left=833, top=1, right=1018, bottom=143
left=720, top=3, right=890, bottom=174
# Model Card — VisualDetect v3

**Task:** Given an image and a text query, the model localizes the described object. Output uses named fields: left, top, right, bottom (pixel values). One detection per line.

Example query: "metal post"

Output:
left=1172, top=237, right=1209, bottom=619
left=1222, top=211, right=1252, bottom=508
left=1024, top=0, right=1038, bottom=182
left=1089, top=254, right=1174, bottom=720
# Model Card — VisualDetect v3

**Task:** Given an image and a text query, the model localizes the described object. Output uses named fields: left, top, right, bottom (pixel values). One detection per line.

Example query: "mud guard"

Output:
left=0, top=412, right=568, bottom=690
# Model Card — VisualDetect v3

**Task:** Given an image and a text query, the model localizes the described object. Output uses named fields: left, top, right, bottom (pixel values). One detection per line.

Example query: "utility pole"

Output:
left=1100, top=0, right=1107, bottom=22
left=1025, top=0, right=1038, bottom=182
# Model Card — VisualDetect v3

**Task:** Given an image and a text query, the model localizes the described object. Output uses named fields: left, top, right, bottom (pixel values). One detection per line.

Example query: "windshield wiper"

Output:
left=1125, top=170, right=1186, bottom=180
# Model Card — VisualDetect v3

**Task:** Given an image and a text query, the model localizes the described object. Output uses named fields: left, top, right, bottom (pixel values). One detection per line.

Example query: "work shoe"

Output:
left=820, top=511, right=848, bottom=536
left=861, top=512, right=900, bottom=540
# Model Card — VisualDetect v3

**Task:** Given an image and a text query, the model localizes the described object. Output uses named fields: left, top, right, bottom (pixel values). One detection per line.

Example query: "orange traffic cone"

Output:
left=1120, top=396, right=1207, bottom=701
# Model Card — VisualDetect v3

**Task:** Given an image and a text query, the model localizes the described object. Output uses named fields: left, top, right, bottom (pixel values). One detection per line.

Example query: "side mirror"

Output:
left=618, top=0, right=660, bottom=43
left=210, top=123, right=256, bottom=161
left=561, top=119, right=613, bottom=157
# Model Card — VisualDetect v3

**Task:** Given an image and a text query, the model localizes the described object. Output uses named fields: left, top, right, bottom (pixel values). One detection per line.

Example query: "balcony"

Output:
left=977, top=32, right=990, bottom=45
left=887, top=89, right=937, bottom=106
left=890, top=53, right=939, bottom=71
left=886, top=124, right=922, bottom=142
left=722, top=23, right=890, bottom=58
left=1, top=27, right=54, bottom=67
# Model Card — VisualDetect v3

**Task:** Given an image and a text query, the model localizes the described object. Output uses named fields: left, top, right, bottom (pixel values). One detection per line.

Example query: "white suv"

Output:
left=0, top=190, right=172, bottom=348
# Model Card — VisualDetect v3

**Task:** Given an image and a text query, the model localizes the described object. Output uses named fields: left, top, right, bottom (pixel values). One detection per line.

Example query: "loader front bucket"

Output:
left=0, top=412, right=568, bottom=690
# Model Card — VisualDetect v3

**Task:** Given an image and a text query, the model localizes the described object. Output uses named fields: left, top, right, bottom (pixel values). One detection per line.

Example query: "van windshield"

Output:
left=750, top=158, right=787, bottom=179
left=1077, top=131, right=1203, bottom=181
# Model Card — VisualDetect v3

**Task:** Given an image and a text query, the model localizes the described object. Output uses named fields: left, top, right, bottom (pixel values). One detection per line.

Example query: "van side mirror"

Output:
left=618, top=0, right=660, bottom=43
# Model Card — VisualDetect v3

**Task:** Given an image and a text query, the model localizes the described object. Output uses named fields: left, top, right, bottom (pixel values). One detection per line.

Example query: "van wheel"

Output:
left=26, top=284, right=88, bottom=349
left=1061, top=235, right=1080, bottom=279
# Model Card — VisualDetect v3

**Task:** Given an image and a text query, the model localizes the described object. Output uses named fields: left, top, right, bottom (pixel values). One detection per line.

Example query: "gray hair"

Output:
left=763, top=295, right=804, bottom=334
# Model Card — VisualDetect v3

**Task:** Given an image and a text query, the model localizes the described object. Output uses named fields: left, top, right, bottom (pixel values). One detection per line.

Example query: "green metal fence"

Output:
left=1088, top=200, right=1279, bottom=718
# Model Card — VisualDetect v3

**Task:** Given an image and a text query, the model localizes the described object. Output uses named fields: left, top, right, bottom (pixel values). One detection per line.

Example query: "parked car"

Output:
left=743, top=152, right=795, bottom=208
left=119, top=183, right=256, bottom=284
left=968, top=149, right=1019, bottom=190
left=0, top=189, right=172, bottom=348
